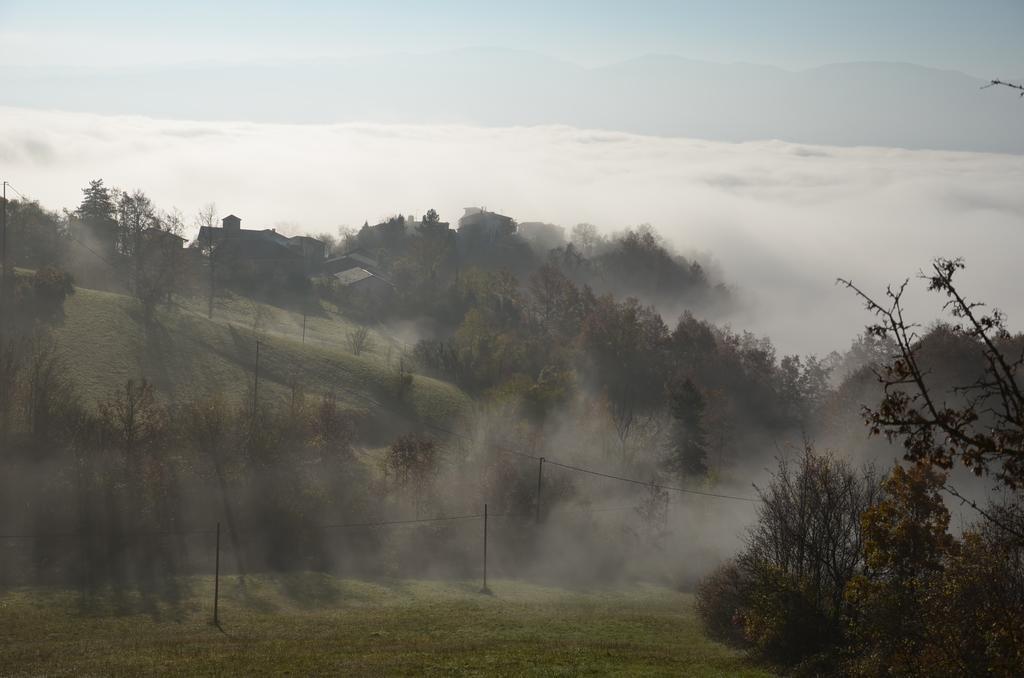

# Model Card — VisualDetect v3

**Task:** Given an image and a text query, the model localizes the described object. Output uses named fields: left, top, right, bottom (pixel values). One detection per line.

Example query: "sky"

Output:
left=1, top=1, right=1022, bottom=356
left=1, top=0, right=1022, bottom=77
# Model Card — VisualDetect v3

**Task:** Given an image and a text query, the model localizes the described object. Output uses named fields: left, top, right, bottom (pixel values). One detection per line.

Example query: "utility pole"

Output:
left=213, top=521, right=221, bottom=626
left=480, top=503, right=491, bottom=594
left=253, top=339, right=261, bottom=417
left=1, top=181, right=7, bottom=307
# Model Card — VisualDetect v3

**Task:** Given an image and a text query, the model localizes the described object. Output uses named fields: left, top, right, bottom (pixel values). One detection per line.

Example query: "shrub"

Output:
left=740, top=563, right=839, bottom=669
left=695, top=560, right=750, bottom=646
left=346, top=326, right=371, bottom=355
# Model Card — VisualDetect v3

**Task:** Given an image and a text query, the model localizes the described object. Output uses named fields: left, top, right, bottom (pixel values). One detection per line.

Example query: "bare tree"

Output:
left=840, top=258, right=1024, bottom=538
left=982, top=79, right=1024, bottom=97
left=195, top=203, right=217, bottom=318
left=385, top=433, right=439, bottom=517
left=746, top=445, right=883, bottom=617
left=346, top=326, right=371, bottom=356
left=0, top=334, right=25, bottom=441
left=22, top=333, right=76, bottom=441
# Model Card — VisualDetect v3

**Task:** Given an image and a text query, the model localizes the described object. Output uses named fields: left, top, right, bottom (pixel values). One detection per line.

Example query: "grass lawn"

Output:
left=49, top=286, right=470, bottom=429
left=0, top=575, right=771, bottom=676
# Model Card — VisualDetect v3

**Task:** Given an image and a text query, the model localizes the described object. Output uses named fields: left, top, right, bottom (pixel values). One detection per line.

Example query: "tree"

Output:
left=844, top=464, right=955, bottom=676
left=77, top=179, right=116, bottom=222
left=570, top=223, right=601, bottom=257
left=528, top=263, right=585, bottom=339
left=578, top=295, right=668, bottom=456
left=6, top=199, right=66, bottom=269
left=841, top=258, right=1024, bottom=537
left=21, top=333, right=76, bottom=443
left=195, top=203, right=218, bottom=317
left=385, top=433, right=439, bottom=516
left=697, top=446, right=883, bottom=669
left=111, top=189, right=161, bottom=302
left=97, top=379, right=174, bottom=536
left=346, top=326, right=371, bottom=356
left=983, top=79, right=1024, bottom=96
left=74, top=179, right=117, bottom=256
left=664, top=377, right=709, bottom=477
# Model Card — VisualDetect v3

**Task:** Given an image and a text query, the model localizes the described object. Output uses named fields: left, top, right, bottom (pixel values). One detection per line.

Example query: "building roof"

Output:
left=333, top=267, right=395, bottom=288
left=334, top=267, right=376, bottom=285
left=326, top=251, right=379, bottom=269
left=193, top=223, right=325, bottom=259
left=142, top=227, right=186, bottom=241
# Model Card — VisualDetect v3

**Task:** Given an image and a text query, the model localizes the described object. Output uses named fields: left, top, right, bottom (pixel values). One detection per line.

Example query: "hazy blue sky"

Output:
left=1, top=0, right=1021, bottom=77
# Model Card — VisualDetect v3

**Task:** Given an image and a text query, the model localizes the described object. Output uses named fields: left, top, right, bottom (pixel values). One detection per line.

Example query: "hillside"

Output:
left=49, top=286, right=471, bottom=431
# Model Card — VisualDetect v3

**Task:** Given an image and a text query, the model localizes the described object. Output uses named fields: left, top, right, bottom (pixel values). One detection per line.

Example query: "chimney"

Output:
left=222, top=214, right=241, bottom=232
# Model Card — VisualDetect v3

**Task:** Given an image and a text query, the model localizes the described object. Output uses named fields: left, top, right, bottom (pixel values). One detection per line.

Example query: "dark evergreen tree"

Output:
left=74, top=179, right=118, bottom=255
left=665, top=376, right=709, bottom=477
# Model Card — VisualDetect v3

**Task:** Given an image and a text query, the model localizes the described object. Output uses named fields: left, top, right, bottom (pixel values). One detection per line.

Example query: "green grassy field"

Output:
left=0, top=575, right=770, bottom=676
left=48, top=286, right=470, bottom=429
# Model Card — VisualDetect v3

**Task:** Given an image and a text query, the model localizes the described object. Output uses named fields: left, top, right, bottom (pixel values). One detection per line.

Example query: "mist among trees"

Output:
left=1, top=173, right=1022, bottom=675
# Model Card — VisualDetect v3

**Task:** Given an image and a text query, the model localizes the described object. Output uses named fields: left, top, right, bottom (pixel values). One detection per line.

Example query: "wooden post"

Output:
left=480, top=503, right=491, bottom=594
left=536, top=457, right=545, bottom=525
left=213, top=521, right=221, bottom=625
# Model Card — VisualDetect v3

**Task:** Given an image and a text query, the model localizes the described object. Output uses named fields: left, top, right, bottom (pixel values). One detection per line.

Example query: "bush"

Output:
left=697, top=560, right=842, bottom=671
left=695, top=560, right=750, bottom=646
left=740, top=564, right=839, bottom=669
left=844, top=466, right=1024, bottom=677
left=346, top=326, right=371, bottom=356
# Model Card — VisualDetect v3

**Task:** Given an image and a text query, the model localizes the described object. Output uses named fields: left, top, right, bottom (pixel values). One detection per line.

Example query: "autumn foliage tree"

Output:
left=841, top=258, right=1024, bottom=536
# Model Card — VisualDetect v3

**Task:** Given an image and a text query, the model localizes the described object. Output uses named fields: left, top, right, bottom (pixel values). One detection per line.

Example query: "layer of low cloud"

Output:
left=3, top=106, right=1022, bottom=356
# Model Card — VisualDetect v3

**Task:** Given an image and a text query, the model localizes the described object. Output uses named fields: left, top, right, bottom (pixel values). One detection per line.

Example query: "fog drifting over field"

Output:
left=3, top=105, right=1022, bottom=356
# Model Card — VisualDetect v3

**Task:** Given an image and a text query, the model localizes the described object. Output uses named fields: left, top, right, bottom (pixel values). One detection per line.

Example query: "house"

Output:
left=142, top=227, right=186, bottom=250
left=458, top=208, right=516, bottom=242
left=323, top=249, right=381, bottom=275
left=140, top=227, right=186, bottom=270
left=288, top=235, right=327, bottom=267
left=193, top=214, right=327, bottom=278
left=333, top=266, right=395, bottom=303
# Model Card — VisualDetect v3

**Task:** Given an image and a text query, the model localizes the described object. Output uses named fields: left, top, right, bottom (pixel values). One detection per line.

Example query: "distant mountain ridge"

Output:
left=4, top=48, right=1023, bottom=152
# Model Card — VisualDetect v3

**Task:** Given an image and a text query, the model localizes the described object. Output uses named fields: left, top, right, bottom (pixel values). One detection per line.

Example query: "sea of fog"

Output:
left=2, top=105, right=1022, bottom=356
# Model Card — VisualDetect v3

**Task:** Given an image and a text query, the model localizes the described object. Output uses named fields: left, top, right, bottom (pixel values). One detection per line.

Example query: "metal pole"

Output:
left=213, top=521, right=221, bottom=625
left=1, top=181, right=7, bottom=305
left=481, top=503, right=490, bottom=594
left=536, top=457, right=545, bottom=525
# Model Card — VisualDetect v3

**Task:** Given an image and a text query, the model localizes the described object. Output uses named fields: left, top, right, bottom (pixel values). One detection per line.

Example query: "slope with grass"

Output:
left=0, top=575, right=771, bottom=676
left=49, top=287, right=470, bottom=430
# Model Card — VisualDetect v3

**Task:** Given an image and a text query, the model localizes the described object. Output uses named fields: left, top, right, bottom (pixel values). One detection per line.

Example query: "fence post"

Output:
left=480, top=503, right=491, bottom=594
left=213, top=521, right=221, bottom=625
